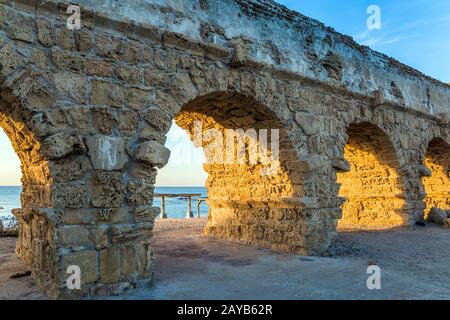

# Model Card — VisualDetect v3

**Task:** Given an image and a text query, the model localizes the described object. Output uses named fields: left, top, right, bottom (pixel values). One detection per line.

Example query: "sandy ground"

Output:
left=1, top=219, right=450, bottom=300
left=0, top=237, right=46, bottom=300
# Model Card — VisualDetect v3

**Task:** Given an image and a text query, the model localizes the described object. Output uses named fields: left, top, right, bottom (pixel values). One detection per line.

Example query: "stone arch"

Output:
left=156, top=90, right=310, bottom=253
left=0, top=97, right=57, bottom=296
left=422, top=137, right=450, bottom=218
left=336, top=122, right=409, bottom=229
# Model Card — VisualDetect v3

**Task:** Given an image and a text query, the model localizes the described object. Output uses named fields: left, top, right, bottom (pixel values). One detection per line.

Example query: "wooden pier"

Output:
left=154, top=193, right=207, bottom=219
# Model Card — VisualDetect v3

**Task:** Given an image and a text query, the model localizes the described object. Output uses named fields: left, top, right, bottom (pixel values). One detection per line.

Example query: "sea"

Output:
left=0, top=186, right=208, bottom=219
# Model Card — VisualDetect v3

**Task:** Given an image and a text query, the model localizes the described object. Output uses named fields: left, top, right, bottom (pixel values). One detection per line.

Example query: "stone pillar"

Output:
left=0, top=3, right=169, bottom=295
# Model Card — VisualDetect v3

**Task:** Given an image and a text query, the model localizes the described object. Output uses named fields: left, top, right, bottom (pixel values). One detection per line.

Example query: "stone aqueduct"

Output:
left=0, top=0, right=448, bottom=298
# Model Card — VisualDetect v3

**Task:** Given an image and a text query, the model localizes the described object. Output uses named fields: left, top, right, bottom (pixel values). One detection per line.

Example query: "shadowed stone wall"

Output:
left=0, top=0, right=448, bottom=298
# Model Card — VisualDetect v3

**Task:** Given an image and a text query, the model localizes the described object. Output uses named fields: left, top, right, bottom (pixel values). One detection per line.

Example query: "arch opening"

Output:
left=153, top=121, right=209, bottom=218
left=156, top=92, right=308, bottom=253
left=0, top=124, right=21, bottom=232
left=337, top=123, right=408, bottom=230
left=422, top=138, right=450, bottom=218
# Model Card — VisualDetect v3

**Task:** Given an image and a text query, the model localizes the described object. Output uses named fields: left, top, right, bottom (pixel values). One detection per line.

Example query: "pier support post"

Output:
left=186, top=196, right=194, bottom=218
left=160, top=195, right=167, bottom=219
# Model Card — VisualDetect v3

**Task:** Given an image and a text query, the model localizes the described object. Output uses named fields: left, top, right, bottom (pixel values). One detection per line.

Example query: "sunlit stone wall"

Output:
left=0, top=0, right=447, bottom=299
left=337, top=124, right=407, bottom=229
left=423, top=138, right=450, bottom=218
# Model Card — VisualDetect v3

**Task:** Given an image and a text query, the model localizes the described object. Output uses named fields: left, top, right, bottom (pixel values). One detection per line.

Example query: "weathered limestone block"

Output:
left=135, top=141, right=170, bottom=168
left=92, top=107, right=117, bottom=135
left=139, top=123, right=167, bottom=144
left=0, top=5, right=6, bottom=28
left=53, top=71, right=87, bottom=103
left=125, top=87, right=152, bottom=111
left=96, top=208, right=131, bottom=225
left=91, top=80, right=124, bottom=107
left=6, top=13, right=35, bottom=43
left=42, top=130, right=86, bottom=160
left=331, top=157, right=351, bottom=172
left=121, top=245, right=138, bottom=279
left=49, top=155, right=90, bottom=183
left=55, top=27, right=75, bottom=51
left=428, top=208, right=450, bottom=227
left=21, top=185, right=52, bottom=208
left=36, top=18, right=54, bottom=47
left=29, top=206, right=63, bottom=226
left=52, top=183, right=88, bottom=208
left=111, top=223, right=154, bottom=244
left=35, top=107, right=90, bottom=137
left=169, top=73, right=197, bottom=102
left=127, top=178, right=155, bottom=206
left=295, top=112, right=324, bottom=135
left=99, top=246, right=121, bottom=284
left=398, top=133, right=415, bottom=150
left=117, top=110, right=139, bottom=137
left=88, top=172, right=125, bottom=208
left=0, top=43, right=26, bottom=79
left=136, top=242, right=154, bottom=279
left=59, top=250, right=99, bottom=285
left=94, top=33, right=122, bottom=61
left=418, top=165, right=432, bottom=177
left=141, top=107, right=172, bottom=133
left=230, top=37, right=250, bottom=67
left=59, top=208, right=96, bottom=225
left=75, top=29, right=93, bottom=53
left=129, top=161, right=158, bottom=181
left=134, top=206, right=159, bottom=223
left=436, top=112, right=450, bottom=125
left=291, top=154, right=328, bottom=173
left=90, top=225, right=112, bottom=250
left=122, top=40, right=143, bottom=64
left=2, top=67, right=55, bottom=108
left=115, top=65, right=142, bottom=84
left=143, top=68, right=168, bottom=87
left=56, top=225, right=91, bottom=248
left=85, top=59, right=113, bottom=77
left=51, top=47, right=85, bottom=73
left=372, top=90, right=385, bottom=107
left=423, top=138, right=450, bottom=217
left=86, top=135, right=128, bottom=171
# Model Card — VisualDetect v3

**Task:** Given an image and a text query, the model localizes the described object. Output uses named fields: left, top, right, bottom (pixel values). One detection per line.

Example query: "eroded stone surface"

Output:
left=0, top=0, right=447, bottom=300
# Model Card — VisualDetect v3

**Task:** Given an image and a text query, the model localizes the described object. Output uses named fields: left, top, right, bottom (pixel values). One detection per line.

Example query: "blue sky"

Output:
left=0, top=0, right=449, bottom=186
left=278, top=0, right=450, bottom=82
